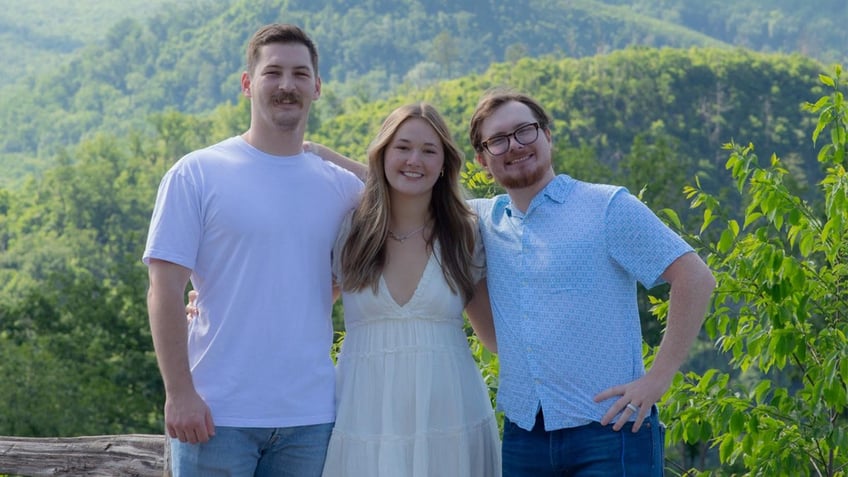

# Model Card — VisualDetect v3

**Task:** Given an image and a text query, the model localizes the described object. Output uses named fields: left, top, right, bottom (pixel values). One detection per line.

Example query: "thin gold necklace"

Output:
left=388, top=224, right=426, bottom=243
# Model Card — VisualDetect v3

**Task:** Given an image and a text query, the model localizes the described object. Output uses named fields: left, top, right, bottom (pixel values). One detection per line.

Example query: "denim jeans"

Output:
left=502, top=408, right=665, bottom=477
left=170, top=423, right=333, bottom=477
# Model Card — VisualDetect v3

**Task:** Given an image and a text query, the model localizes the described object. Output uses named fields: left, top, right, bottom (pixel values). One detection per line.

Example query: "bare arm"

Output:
left=465, top=278, right=497, bottom=353
left=305, top=141, right=368, bottom=181
left=596, top=251, right=715, bottom=431
left=645, top=252, right=716, bottom=390
left=147, top=259, right=215, bottom=443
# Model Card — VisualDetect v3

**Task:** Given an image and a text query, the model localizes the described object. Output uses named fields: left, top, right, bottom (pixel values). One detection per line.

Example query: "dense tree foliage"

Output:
left=2, top=0, right=846, bottom=186
left=1, top=4, right=846, bottom=473
left=0, top=121, right=216, bottom=436
left=615, top=0, right=847, bottom=67
left=310, top=47, right=825, bottom=224
left=657, top=65, right=848, bottom=476
left=0, top=0, right=174, bottom=85
left=1, top=45, right=840, bottom=472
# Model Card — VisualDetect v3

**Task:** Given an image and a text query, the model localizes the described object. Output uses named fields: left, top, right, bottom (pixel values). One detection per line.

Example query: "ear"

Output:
left=241, top=72, right=252, bottom=98
left=475, top=151, right=488, bottom=169
left=313, top=75, right=322, bottom=100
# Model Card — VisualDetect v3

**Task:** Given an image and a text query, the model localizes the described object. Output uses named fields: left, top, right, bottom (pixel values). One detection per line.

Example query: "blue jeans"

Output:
left=502, top=408, right=665, bottom=476
left=170, top=423, right=333, bottom=477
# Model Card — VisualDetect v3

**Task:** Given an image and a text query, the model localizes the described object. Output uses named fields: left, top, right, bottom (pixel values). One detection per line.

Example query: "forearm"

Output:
left=594, top=253, right=714, bottom=430
left=648, top=253, right=716, bottom=384
left=306, top=142, right=368, bottom=181
left=147, top=262, right=194, bottom=395
left=465, top=278, right=497, bottom=353
left=147, top=260, right=215, bottom=441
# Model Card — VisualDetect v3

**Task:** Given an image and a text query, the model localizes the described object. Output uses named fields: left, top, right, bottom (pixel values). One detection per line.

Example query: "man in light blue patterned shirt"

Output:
left=468, top=89, right=716, bottom=476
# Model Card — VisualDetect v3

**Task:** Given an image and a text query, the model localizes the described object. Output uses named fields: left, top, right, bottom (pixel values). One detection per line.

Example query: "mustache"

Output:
left=272, top=91, right=302, bottom=106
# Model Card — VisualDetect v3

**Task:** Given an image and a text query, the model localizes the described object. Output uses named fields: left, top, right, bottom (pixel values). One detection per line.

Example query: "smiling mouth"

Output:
left=506, top=154, right=532, bottom=166
left=274, top=99, right=300, bottom=107
left=401, top=171, right=424, bottom=178
left=273, top=92, right=302, bottom=107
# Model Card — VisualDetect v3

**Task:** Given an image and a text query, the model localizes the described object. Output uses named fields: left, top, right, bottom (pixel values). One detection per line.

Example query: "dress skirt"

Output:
left=322, top=254, right=501, bottom=477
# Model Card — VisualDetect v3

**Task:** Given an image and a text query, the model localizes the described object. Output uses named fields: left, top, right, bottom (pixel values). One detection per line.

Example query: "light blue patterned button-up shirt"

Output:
left=470, top=174, right=693, bottom=431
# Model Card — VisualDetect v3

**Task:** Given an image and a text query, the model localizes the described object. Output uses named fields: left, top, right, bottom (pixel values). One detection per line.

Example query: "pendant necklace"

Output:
left=388, top=224, right=426, bottom=243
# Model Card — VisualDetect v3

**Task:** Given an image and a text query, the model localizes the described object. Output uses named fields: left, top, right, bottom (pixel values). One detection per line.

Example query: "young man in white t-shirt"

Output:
left=143, top=23, right=362, bottom=477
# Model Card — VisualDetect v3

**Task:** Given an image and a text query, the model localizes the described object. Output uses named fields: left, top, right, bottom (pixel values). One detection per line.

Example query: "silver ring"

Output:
left=626, top=403, right=639, bottom=413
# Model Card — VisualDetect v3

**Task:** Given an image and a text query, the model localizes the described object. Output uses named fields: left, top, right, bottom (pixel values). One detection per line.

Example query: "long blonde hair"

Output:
left=340, top=103, right=478, bottom=302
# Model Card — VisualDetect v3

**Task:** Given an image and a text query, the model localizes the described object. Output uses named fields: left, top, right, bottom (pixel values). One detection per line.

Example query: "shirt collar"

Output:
left=505, top=175, right=573, bottom=217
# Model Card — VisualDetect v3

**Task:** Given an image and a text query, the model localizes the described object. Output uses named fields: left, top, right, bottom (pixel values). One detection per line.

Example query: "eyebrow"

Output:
left=490, top=121, right=534, bottom=136
left=263, top=64, right=313, bottom=73
left=395, top=138, right=440, bottom=148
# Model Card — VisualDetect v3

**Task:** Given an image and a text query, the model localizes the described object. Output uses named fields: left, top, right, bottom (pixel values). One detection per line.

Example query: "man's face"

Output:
left=475, top=100, right=552, bottom=191
left=243, top=42, right=321, bottom=132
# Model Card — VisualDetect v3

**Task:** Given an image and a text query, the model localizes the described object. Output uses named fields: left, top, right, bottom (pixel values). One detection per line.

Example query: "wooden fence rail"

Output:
left=0, top=434, right=168, bottom=477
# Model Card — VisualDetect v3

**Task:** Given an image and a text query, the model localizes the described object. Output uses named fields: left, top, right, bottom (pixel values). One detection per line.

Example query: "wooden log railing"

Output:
left=0, top=434, right=169, bottom=477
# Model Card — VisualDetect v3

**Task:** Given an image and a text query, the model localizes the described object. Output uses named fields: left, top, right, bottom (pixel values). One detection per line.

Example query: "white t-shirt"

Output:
left=143, top=136, right=362, bottom=427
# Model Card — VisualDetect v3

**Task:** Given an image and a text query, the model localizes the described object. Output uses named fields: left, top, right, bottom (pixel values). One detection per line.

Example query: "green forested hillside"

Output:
left=2, top=54, right=846, bottom=475
left=2, top=1, right=847, bottom=474
left=4, top=0, right=845, bottom=92
left=0, top=45, right=827, bottom=433
left=0, top=0, right=724, bottom=183
left=311, top=47, right=824, bottom=215
left=2, top=0, right=846, bottom=185
left=0, top=0, right=179, bottom=82
left=609, top=0, right=848, bottom=66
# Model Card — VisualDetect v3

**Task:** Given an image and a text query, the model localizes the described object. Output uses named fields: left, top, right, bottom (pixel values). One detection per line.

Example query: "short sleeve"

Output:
left=143, top=163, right=202, bottom=268
left=605, top=189, right=693, bottom=289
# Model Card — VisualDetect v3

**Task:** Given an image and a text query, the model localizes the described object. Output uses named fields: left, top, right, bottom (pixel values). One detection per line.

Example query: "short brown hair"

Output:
left=469, top=88, right=552, bottom=153
left=245, top=23, right=319, bottom=75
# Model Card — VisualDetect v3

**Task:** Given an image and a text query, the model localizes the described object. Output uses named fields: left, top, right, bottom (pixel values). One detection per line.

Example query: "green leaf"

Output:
left=697, top=369, right=718, bottom=393
left=728, top=219, right=740, bottom=237
left=701, top=208, right=716, bottom=234
left=744, top=212, right=763, bottom=229
left=754, top=380, right=772, bottom=404
left=729, top=411, right=745, bottom=435
left=718, top=229, right=734, bottom=253
left=661, top=208, right=682, bottom=230
left=820, top=74, right=836, bottom=88
left=799, top=231, right=815, bottom=257
left=719, top=434, right=735, bottom=463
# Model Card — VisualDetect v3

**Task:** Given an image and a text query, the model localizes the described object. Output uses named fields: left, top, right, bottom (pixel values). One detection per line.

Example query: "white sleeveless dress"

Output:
left=321, top=218, right=501, bottom=477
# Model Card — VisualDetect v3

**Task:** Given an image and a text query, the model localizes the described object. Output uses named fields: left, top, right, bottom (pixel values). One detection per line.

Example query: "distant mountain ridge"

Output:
left=0, top=0, right=844, bottom=184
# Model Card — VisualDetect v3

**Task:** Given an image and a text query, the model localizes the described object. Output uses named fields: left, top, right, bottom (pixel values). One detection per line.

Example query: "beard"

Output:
left=495, top=163, right=549, bottom=190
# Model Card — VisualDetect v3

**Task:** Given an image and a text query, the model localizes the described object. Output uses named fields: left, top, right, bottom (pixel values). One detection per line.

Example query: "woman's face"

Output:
left=383, top=118, right=445, bottom=200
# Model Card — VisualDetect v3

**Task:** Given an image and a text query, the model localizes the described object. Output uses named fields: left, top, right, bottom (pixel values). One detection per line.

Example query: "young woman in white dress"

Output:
left=318, top=103, right=501, bottom=476
left=188, top=103, right=500, bottom=475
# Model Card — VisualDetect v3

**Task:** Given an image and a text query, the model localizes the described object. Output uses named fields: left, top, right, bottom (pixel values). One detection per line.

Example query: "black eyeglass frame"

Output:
left=480, top=122, right=541, bottom=156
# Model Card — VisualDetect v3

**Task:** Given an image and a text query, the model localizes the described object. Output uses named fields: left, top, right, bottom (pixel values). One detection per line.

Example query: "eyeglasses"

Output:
left=480, top=122, right=541, bottom=156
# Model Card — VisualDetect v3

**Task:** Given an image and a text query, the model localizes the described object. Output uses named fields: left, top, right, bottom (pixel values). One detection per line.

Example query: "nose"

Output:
left=278, top=73, right=296, bottom=91
left=509, top=136, right=525, bottom=152
left=405, top=149, right=424, bottom=165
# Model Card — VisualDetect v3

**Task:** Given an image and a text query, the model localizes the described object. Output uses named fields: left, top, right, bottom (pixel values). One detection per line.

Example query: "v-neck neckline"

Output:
left=381, top=252, right=434, bottom=309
